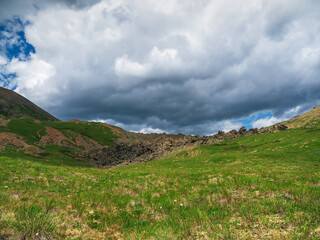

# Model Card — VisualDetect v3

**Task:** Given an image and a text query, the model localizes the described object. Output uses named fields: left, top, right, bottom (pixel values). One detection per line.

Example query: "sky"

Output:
left=0, top=0, right=320, bottom=135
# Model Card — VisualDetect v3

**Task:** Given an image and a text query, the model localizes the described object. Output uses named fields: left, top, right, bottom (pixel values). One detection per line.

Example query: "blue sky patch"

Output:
left=0, top=17, right=35, bottom=61
left=234, top=112, right=274, bottom=130
left=0, top=17, right=35, bottom=90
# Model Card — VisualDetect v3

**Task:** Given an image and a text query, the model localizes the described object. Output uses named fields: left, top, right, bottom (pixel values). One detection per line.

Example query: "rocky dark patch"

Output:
left=83, top=125, right=282, bottom=168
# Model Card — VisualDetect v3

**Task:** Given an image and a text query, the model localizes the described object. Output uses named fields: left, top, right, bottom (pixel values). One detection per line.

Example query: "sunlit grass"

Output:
left=0, top=127, right=319, bottom=239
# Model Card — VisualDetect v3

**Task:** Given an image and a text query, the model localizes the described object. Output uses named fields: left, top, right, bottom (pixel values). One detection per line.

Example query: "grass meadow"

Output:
left=0, top=127, right=319, bottom=239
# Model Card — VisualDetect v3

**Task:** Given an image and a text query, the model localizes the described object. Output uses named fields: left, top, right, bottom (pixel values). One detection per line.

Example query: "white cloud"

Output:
left=220, top=121, right=243, bottom=133
left=1, top=0, right=320, bottom=134
left=0, top=55, right=7, bottom=65
left=91, top=118, right=165, bottom=134
left=138, top=127, right=165, bottom=134
left=115, top=55, right=149, bottom=78
left=150, top=47, right=178, bottom=62
left=251, top=116, right=283, bottom=129
left=6, top=54, right=56, bottom=103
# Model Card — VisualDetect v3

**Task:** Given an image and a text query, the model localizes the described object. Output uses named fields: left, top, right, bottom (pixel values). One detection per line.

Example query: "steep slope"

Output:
left=261, top=105, right=320, bottom=132
left=280, top=105, right=320, bottom=128
left=0, top=87, right=58, bottom=121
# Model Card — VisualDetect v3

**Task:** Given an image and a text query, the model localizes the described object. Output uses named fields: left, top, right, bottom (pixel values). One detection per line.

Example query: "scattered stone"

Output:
left=282, top=193, right=294, bottom=200
left=277, top=124, right=288, bottom=131
left=131, top=201, right=140, bottom=206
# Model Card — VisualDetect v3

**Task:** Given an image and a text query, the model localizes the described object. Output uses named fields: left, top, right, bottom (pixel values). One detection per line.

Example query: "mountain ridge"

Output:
left=0, top=87, right=59, bottom=121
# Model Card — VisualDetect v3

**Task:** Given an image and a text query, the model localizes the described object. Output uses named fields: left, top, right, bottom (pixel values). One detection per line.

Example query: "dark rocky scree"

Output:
left=83, top=124, right=288, bottom=167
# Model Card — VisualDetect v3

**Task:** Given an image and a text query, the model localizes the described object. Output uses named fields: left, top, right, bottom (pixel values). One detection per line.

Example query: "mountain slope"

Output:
left=280, top=105, right=320, bottom=128
left=0, top=117, right=120, bottom=157
left=0, top=87, right=58, bottom=121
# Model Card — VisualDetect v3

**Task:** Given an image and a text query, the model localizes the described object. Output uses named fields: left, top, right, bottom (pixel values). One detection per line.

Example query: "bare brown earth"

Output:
left=39, top=126, right=102, bottom=150
left=0, top=118, right=10, bottom=127
left=40, top=127, right=74, bottom=147
left=0, top=132, right=28, bottom=148
left=0, top=132, right=42, bottom=154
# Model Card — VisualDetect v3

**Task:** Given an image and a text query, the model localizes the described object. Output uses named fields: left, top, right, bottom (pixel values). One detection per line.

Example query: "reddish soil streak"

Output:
left=40, top=127, right=75, bottom=147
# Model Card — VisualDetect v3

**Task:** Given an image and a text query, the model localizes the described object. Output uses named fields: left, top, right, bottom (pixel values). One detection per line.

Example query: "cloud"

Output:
left=1, top=0, right=320, bottom=135
left=251, top=117, right=283, bottom=129
left=0, top=0, right=102, bottom=22
left=0, top=56, right=7, bottom=65
left=6, top=54, right=57, bottom=103
left=115, top=55, right=149, bottom=78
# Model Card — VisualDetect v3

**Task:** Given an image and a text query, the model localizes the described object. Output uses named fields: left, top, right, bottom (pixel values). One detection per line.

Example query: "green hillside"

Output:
left=0, top=87, right=58, bottom=121
left=0, top=117, right=119, bottom=159
left=0, top=122, right=319, bottom=239
left=281, top=106, right=320, bottom=129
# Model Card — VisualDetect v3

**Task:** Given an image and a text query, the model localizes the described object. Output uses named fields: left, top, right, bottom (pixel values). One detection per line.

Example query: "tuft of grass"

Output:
left=9, top=205, right=57, bottom=240
left=70, top=192, right=87, bottom=216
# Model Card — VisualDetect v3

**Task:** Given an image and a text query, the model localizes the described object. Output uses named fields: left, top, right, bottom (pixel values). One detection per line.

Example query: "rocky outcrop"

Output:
left=275, top=124, right=289, bottom=131
left=83, top=134, right=208, bottom=167
left=83, top=124, right=284, bottom=168
left=84, top=144, right=154, bottom=167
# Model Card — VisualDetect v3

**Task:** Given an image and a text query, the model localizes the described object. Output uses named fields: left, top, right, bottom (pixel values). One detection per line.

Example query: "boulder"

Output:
left=239, top=126, right=247, bottom=134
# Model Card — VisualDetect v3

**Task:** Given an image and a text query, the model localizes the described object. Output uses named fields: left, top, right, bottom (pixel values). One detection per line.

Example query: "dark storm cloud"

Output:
left=2, top=0, right=320, bottom=135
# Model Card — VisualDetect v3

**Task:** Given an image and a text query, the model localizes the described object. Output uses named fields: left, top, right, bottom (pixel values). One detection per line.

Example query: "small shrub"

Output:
left=10, top=205, right=56, bottom=240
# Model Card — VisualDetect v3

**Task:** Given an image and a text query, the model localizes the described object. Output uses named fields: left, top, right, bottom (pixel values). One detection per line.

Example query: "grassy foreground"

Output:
left=0, top=127, right=319, bottom=239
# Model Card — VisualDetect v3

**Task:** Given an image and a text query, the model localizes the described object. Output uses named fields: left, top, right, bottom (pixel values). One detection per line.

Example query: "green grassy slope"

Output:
left=0, top=118, right=119, bottom=161
left=3, top=118, right=118, bottom=146
left=0, top=125, right=319, bottom=239
left=267, top=105, right=320, bottom=130
left=283, top=106, right=320, bottom=128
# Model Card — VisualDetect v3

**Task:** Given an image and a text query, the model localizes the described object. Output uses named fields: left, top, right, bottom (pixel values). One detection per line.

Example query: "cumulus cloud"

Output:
left=251, top=117, right=283, bottom=129
left=1, top=0, right=320, bottom=134
left=6, top=54, right=57, bottom=103
left=0, top=56, right=7, bottom=65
